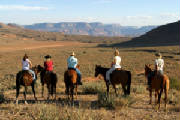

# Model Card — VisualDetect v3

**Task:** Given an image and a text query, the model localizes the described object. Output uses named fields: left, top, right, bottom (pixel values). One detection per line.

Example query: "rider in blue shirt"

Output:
left=67, top=52, right=82, bottom=85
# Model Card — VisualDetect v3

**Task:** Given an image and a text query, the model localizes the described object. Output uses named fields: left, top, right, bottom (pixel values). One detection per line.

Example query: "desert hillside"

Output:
left=109, top=21, right=180, bottom=47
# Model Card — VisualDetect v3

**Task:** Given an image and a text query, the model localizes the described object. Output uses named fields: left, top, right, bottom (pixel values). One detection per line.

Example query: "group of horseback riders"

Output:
left=21, top=51, right=82, bottom=85
left=20, top=49, right=164, bottom=90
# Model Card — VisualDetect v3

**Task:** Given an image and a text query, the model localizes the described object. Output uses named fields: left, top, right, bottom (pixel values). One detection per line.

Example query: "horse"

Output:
left=145, top=64, right=169, bottom=109
left=16, top=66, right=41, bottom=104
left=37, top=65, right=58, bottom=100
left=64, top=65, right=80, bottom=101
left=95, top=65, right=131, bottom=96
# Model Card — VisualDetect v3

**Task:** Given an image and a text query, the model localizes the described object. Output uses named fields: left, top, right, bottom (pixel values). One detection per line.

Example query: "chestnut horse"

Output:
left=64, top=65, right=80, bottom=101
left=145, top=64, right=169, bottom=109
left=37, top=65, right=58, bottom=100
left=16, top=66, right=41, bottom=104
left=95, top=65, right=131, bottom=96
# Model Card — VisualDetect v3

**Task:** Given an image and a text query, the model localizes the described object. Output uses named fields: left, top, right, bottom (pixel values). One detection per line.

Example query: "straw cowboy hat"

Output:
left=44, top=55, right=51, bottom=59
left=71, top=52, right=75, bottom=56
left=114, top=49, right=119, bottom=56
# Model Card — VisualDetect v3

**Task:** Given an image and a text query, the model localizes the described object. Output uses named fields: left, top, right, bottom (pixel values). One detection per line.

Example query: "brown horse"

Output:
left=16, top=66, right=41, bottom=104
left=38, top=65, right=58, bottom=100
left=145, top=64, right=169, bottom=109
left=95, top=65, right=131, bottom=96
left=64, top=65, right=80, bottom=101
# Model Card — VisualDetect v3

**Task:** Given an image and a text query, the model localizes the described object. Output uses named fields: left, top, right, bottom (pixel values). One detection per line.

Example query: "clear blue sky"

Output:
left=0, top=0, right=179, bottom=26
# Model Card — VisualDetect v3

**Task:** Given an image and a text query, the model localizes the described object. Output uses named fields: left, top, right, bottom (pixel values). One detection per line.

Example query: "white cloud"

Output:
left=0, top=5, right=49, bottom=11
left=160, top=13, right=180, bottom=19
left=126, top=15, right=153, bottom=20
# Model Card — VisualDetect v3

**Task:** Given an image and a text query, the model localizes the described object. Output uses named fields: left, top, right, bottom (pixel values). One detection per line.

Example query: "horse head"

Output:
left=145, top=64, right=152, bottom=77
left=37, top=65, right=44, bottom=72
left=95, top=65, right=101, bottom=77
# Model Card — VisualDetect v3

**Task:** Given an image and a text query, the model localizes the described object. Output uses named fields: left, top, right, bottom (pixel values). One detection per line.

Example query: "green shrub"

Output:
left=170, top=77, right=180, bottom=90
left=82, top=82, right=104, bottom=94
left=0, top=92, right=5, bottom=103
left=98, top=92, right=115, bottom=109
left=97, top=92, right=136, bottom=110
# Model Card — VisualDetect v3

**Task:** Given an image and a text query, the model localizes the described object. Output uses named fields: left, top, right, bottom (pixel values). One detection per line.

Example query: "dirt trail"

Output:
left=0, top=41, right=85, bottom=52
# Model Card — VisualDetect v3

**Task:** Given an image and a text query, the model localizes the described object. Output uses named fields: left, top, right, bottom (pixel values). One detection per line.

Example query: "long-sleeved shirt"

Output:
left=67, top=56, right=78, bottom=68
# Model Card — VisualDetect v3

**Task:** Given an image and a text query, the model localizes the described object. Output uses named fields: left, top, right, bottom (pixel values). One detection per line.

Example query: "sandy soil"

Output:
left=0, top=41, right=85, bottom=52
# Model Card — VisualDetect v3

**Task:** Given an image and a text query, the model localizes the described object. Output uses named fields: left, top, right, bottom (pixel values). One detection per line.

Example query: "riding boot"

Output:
left=107, top=79, right=111, bottom=85
left=77, top=75, right=82, bottom=85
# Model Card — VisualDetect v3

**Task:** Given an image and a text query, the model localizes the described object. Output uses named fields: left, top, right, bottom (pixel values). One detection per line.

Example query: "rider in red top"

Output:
left=44, top=55, right=53, bottom=72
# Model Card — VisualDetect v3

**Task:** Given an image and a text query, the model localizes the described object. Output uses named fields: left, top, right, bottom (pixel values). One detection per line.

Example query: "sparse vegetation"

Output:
left=170, top=77, right=180, bottom=90
left=82, top=82, right=104, bottom=94
left=0, top=28, right=179, bottom=119
left=97, top=92, right=136, bottom=110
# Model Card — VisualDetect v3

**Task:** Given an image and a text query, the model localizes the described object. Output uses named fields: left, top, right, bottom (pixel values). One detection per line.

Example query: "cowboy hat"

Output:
left=71, top=52, right=75, bottom=56
left=44, top=55, right=51, bottom=59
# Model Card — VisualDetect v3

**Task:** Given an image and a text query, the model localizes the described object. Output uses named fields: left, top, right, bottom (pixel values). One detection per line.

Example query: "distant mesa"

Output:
left=23, top=22, right=157, bottom=37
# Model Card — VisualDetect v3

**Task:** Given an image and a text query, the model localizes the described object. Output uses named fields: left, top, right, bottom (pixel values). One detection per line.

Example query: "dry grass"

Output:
left=0, top=40, right=179, bottom=119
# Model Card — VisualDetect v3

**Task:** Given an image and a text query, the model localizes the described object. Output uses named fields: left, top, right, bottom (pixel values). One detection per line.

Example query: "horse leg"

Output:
left=155, top=90, right=158, bottom=106
left=70, top=86, right=74, bottom=102
left=54, top=84, right=56, bottom=100
left=113, top=84, right=118, bottom=96
left=158, top=90, right=163, bottom=109
left=149, top=89, right=152, bottom=104
left=47, top=84, right=50, bottom=100
left=164, top=89, right=168, bottom=110
left=32, top=83, right=37, bottom=101
left=24, top=86, right=28, bottom=104
left=16, top=85, right=20, bottom=104
left=122, top=85, right=127, bottom=96
left=75, top=85, right=78, bottom=100
left=106, top=83, right=110, bottom=97
left=41, top=83, right=44, bottom=98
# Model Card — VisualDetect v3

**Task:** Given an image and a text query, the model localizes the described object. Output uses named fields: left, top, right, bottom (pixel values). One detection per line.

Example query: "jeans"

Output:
left=29, top=69, right=36, bottom=81
left=158, top=70, right=163, bottom=75
left=75, top=68, right=81, bottom=82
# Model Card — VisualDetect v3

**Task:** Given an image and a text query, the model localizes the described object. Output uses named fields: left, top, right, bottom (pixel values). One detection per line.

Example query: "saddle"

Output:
left=115, top=68, right=121, bottom=70
left=68, top=68, right=76, bottom=71
left=21, top=70, right=34, bottom=79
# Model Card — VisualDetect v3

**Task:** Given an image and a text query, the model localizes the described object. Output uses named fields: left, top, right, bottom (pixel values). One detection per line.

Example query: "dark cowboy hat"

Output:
left=44, top=55, right=51, bottom=59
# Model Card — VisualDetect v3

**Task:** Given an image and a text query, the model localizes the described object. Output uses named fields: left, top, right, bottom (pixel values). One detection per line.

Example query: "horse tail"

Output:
left=127, top=71, right=131, bottom=95
left=51, top=72, right=57, bottom=95
left=163, top=75, right=169, bottom=91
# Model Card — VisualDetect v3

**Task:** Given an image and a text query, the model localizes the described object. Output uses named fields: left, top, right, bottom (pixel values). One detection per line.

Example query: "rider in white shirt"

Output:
left=106, top=49, right=121, bottom=84
left=22, top=54, right=36, bottom=81
left=155, top=53, right=164, bottom=75
left=147, top=53, right=164, bottom=90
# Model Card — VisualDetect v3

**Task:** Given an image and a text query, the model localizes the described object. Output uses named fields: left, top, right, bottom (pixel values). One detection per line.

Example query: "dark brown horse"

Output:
left=64, top=65, right=80, bottom=101
left=95, top=65, right=131, bottom=96
left=38, top=65, right=58, bottom=100
left=145, top=64, right=169, bottom=109
left=16, top=66, right=41, bottom=104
